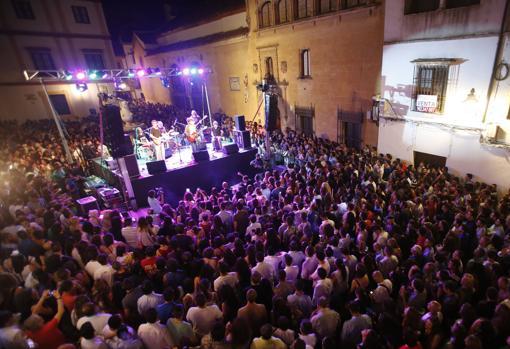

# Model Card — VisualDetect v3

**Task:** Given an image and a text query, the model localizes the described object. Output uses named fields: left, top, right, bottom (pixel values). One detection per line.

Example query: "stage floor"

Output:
left=137, top=142, right=235, bottom=177
left=91, top=143, right=258, bottom=208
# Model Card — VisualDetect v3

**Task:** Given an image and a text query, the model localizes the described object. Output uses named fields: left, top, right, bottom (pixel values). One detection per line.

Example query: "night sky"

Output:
left=102, top=0, right=245, bottom=53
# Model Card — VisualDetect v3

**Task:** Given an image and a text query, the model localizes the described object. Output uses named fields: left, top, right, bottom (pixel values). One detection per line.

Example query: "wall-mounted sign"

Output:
left=229, top=77, right=240, bottom=91
left=416, top=94, right=438, bottom=113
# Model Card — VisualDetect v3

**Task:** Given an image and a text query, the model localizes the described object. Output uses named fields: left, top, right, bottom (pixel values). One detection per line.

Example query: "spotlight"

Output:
left=64, top=71, right=73, bottom=80
left=89, top=71, right=98, bottom=79
left=198, top=68, right=204, bottom=75
left=136, top=69, right=145, bottom=77
left=182, top=68, right=190, bottom=76
left=128, top=70, right=135, bottom=78
left=154, top=68, right=162, bottom=76
left=76, top=71, right=86, bottom=80
left=101, top=72, right=109, bottom=79
left=119, top=82, right=127, bottom=90
left=75, top=82, right=88, bottom=92
left=190, top=68, right=197, bottom=75
left=160, top=77, right=170, bottom=88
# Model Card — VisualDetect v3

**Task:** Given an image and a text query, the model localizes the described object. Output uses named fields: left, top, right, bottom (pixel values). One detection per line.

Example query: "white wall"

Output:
left=384, top=0, right=505, bottom=43
left=381, top=36, right=498, bottom=126
left=157, top=12, right=247, bottom=46
left=379, top=35, right=510, bottom=192
left=378, top=119, right=510, bottom=192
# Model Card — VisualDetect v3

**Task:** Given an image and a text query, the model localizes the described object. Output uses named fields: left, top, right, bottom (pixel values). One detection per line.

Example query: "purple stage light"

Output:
left=136, top=69, right=146, bottom=77
left=182, top=68, right=190, bottom=76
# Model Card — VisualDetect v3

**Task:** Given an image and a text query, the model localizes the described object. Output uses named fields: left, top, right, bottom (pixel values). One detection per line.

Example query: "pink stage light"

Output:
left=136, top=69, right=146, bottom=77
left=198, top=68, right=204, bottom=75
left=182, top=68, right=190, bottom=76
left=76, top=71, right=86, bottom=80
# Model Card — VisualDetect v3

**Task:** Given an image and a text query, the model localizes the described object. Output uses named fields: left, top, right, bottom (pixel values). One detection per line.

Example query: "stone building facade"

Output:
left=137, top=0, right=384, bottom=146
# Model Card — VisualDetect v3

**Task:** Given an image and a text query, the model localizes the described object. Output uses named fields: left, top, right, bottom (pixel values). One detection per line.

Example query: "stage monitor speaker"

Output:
left=76, top=196, right=99, bottom=217
left=123, top=154, right=140, bottom=178
left=195, top=142, right=207, bottom=151
left=222, top=143, right=239, bottom=155
left=165, top=147, right=173, bottom=159
left=234, top=115, right=246, bottom=131
left=265, top=94, right=279, bottom=132
left=234, top=130, right=251, bottom=149
left=102, top=105, right=133, bottom=158
left=193, top=149, right=210, bottom=162
left=146, top=160, right=167, bottom=175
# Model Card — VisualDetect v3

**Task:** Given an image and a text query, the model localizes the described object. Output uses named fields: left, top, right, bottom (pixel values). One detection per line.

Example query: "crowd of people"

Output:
left=1, top=120, right=510, bottom=349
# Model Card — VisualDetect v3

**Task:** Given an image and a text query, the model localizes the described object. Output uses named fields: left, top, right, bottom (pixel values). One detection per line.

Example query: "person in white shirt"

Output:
left=0, top=311, right=30, bottom=349
left=213, top=262, right=238, bottom=291
left=138, top=309, right=174, bottom=349
left=264, top=247, right=283, bottom=273
left=147, top=190, right=163, bottom=215
left=301, top=247, right=318, bottom=280
left=186, top=293, right=223, bottom=337
left=76, top=303, right=112, bottom=334
left=246, top=214, right=262, bottom=238
left=121, top=218, right=139, bottom=248
left=137, top=281, right=164, bottom=316
left=93, top=254, right=115, bottom=287
left=80, top=321, right=108, bottom=349
left=84, top=248, right=102, bottom=278
left=252, top=251, right=276, bottom=283
left=283, top=254, right=299, bottom=283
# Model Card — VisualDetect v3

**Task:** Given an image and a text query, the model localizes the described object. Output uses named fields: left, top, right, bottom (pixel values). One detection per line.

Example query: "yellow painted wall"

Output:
left=141, top=3, right=383, bottom=145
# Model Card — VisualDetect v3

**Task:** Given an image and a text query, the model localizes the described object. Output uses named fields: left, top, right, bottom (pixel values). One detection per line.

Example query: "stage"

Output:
left=92, top=143, right=258, bottom=208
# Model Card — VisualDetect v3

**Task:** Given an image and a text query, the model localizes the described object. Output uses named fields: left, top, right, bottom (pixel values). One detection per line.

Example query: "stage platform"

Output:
left=92, top=143, right=258, bottom=208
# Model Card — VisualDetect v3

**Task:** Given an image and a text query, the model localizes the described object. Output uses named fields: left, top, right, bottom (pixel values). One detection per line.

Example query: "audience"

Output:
left=1, top=121, right=510, bottom=349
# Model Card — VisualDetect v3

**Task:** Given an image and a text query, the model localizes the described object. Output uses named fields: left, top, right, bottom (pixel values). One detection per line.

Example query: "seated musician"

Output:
left=185, top=117, right=199, bottom=152
left=134, top=127, right=153, bottom=160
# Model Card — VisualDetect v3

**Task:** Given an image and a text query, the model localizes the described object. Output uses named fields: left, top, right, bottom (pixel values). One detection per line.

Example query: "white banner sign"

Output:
left=416, top=94, right=438, bottom=113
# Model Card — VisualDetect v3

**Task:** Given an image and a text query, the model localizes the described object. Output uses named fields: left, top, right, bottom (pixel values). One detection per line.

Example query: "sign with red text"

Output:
left=416, top=94, right=438, bottom=113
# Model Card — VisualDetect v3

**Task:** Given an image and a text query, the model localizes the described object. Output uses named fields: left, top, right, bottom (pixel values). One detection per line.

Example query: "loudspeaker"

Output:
left=264, top=94, right=279, bottom=132
left=146, top=160, right=167, bottom=175
left=234, top=130, right=251, bottom=149
left=193, top=150, right=210, bottom=162
left=76, top=196, right=99, bottom=217
left=165, top=148, right=173, bottom=159
left=102, top=105, right=133, bottom=158
left=123, top=154, right=140, bottom=178
left=222, top=143, right=239, bottom=155
left=234, top=115, right=246, bottom=131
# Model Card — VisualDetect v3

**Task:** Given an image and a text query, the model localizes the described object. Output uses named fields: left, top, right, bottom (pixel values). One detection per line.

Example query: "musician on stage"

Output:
left=134, top=127, right=153, bottom=160
left=212, top=120, right=222, bottom=151
left=149, top=119, right=165, bottom=161
left=184, top=117, right=199, bottom=152
left=190, top=110, right=200, bottom=123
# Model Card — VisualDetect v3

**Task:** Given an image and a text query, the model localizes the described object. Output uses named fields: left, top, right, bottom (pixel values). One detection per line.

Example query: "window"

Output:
left=341, top=0, right=367, bottom=9
left=265, top=57, right=274, bottom=80
left=445, top=0, right=480, bottom=9
left=319, top=0, right=335, bottom=13
left=83, top=49, right=105, bottom=69
left=295, top=0, right=313, bottom=19
left=412, top=64, right=449, bottom=113
left=12, top=0, right=35, bottom=19
left=259, top=1, right=271, bottom=28
left=404, top=0, right=440, bottom=14
left=49, top=94, right=71, bottom=115
left=295, top=106, right=314, bottom=136
left=28, top=48, right=55, bottom=70
left=276, top=0, right=290, bottom=24
left=300, top=49, right=311, bottom=78
left=72, top=5, right=90, bottom=24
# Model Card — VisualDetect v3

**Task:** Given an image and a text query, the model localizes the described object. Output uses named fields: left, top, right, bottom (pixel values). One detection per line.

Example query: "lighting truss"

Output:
left=22, top=67, right=195, bottom=82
